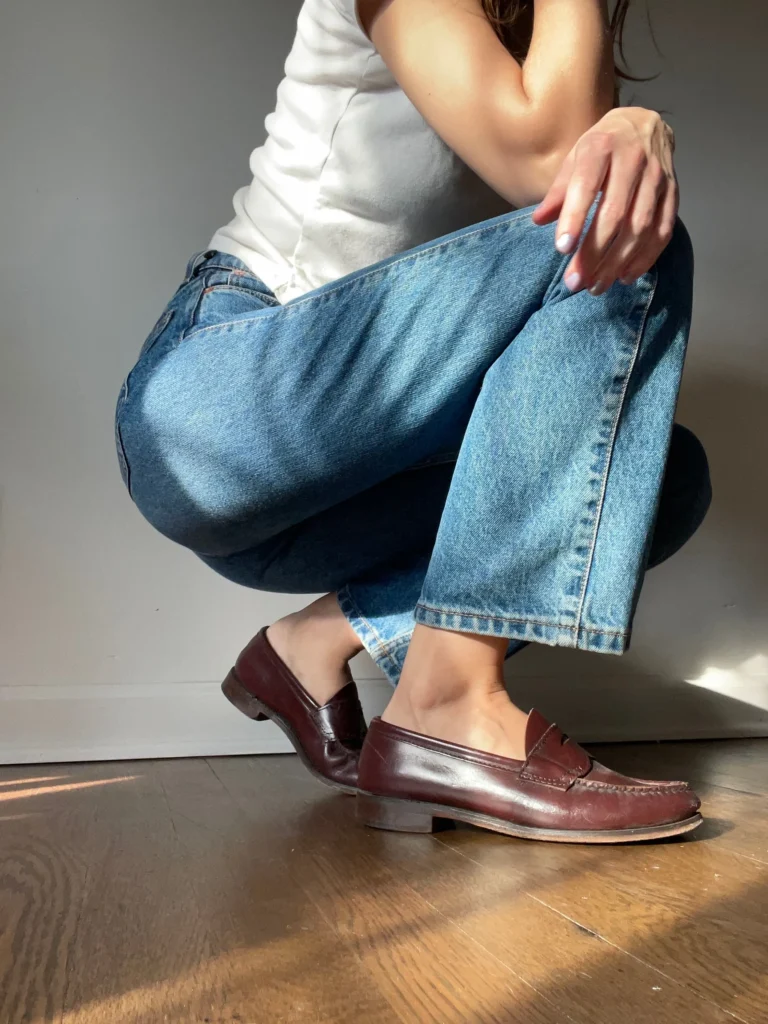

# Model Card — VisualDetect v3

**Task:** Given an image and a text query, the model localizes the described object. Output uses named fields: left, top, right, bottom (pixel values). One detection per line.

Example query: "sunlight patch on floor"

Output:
left=0, top=776, right=140, bottom=804
left=0, top=775, right=69, bottom=789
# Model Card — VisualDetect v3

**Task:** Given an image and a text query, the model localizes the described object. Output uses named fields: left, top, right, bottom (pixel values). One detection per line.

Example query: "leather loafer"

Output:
left=222, top=627, right=367, bottom=794
left=356, top=710, right=703, bottom=843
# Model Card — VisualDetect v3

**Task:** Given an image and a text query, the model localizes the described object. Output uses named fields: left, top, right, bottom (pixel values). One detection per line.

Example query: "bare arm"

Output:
left=360, top=0, right=679, bottom=294
left=360, top=0, right=615, bottom=207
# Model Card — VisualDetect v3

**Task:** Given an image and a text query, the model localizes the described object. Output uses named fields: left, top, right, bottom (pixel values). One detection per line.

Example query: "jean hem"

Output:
left=336, top=586, right=403, bottom=685
left=414, top=603, right=630, bottom=655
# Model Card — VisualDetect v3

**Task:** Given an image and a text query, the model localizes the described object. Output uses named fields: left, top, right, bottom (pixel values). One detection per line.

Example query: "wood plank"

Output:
left=363, top=828, right=737, bottom=1024
left=57, top=760, right=214, bottom=1024
left=151, top=755, right=395, bottom=1024
left=212, top=756, right=568, bottom=1024
left=0, top=761, right=143, bottom=1024
left=2, top=740, right=767, bottom=1024
left=436, top=820, right=768, bottom=1022
left=262, top=768, right=741, bottom=1024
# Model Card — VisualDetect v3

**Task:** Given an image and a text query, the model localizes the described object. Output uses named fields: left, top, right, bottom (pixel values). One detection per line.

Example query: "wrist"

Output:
left=599, top=106, right=662, bottom=135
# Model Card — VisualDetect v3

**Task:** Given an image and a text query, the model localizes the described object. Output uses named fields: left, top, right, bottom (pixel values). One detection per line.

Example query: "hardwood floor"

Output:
left=0, top=739, right=766, bottom=1023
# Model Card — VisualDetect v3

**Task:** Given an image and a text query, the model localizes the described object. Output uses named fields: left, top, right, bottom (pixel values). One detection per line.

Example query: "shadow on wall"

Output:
left=507, top=362, right=768, bottom=740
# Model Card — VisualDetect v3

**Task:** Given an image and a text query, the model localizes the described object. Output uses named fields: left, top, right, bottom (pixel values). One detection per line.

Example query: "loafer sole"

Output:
left=357, top=791, right=703, bottom=844
left=222, top=669, right=358, bottom=796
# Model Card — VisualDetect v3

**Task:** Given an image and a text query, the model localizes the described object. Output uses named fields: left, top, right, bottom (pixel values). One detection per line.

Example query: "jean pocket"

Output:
left=188, top=280, right=279, bottom=336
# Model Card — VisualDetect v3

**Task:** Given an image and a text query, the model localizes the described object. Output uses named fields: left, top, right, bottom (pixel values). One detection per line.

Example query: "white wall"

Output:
left=1, top=0, right=766, bottom=763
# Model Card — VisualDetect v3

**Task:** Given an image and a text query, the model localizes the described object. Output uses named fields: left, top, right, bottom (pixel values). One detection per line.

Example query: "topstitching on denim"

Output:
left=571, top=271, right=659, bottom=637
left=176, top=207, right=538, bottom=345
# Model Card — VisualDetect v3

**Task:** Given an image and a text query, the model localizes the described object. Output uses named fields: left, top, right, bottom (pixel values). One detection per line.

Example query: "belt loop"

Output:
left=185, top=249, right=218, bottom=281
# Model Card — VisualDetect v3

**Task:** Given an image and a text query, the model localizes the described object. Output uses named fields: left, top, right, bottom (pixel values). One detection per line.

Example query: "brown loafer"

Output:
left=222, top=627, right=366, bottom=794
left=356, top=710, right=703, bottom=843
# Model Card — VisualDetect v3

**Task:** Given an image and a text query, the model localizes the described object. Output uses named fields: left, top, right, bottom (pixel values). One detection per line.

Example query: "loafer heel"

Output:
left=221, top=629, right=367, bottom=793
left=222, top=669, right=270, bottom=721
left=357, top=793, right=449, bottom=834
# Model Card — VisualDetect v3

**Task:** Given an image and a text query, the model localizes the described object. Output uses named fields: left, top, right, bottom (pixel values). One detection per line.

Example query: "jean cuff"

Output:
left=336, top=585, right=405, bottom=686
left=414, top=603, right=630, bottom=655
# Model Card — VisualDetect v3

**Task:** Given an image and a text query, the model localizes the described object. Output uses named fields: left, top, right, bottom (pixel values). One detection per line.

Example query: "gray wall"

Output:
left=1, top=0, right=766, bottom=754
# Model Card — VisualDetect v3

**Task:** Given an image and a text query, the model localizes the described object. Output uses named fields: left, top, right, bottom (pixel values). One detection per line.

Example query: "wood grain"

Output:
left=0, top=738, right=766, bottom=1023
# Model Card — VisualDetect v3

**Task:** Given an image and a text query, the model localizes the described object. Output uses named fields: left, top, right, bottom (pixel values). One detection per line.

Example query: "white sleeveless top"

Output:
left=208, top=0, right=514, bottom=303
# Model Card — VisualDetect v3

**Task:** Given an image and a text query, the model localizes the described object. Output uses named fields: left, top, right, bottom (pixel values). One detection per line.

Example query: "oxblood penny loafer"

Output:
left=222, top=627, right=366, bottom=794
left=357, top=710, right=703, bottom=843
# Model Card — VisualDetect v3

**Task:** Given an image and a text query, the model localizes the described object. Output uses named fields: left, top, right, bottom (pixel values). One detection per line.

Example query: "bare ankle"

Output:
left=381, top=624, right=528, bottom=760
left=270, top=593, right=363, bottom=663
left=392, top=623, right=507, bottom=705
left=265, top=594, right=364, bottom=705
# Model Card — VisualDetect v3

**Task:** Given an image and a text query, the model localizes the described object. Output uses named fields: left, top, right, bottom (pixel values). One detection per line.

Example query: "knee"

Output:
left=115, top=386, right=269, bottom=557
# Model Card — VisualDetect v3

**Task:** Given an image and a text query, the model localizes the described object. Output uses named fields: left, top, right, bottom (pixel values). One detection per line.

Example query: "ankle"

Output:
left=265, top=595, right=364, bottom=706
left=269, top=594, right=363, bottom=666
left=389, top=670, right=505, bottom=716
left=382, top=686, right=529, bottom=760
left=381, top=624, right=528, bottom=758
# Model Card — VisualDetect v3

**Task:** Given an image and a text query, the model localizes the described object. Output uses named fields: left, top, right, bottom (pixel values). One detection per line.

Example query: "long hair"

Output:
left=481, top=1, right=640, bottom=92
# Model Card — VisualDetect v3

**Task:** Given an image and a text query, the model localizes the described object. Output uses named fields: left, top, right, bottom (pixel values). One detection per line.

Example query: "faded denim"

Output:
left=115, top=200, right=711, bottom=684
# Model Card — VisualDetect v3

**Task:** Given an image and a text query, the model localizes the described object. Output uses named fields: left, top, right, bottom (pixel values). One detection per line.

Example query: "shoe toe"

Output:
left=585, top=762, right=702, bottom=829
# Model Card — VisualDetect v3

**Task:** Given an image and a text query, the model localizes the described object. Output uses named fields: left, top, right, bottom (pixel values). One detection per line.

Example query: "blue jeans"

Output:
left=115, top=202, right=711, bottom=684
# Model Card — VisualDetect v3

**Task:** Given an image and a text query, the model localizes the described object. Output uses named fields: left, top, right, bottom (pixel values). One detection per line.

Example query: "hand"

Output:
left=531, top=107, right=679, bottom=296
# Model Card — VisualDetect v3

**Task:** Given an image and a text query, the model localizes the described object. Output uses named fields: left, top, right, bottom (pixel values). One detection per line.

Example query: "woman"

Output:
left=115, top=0, right=712, bottom=842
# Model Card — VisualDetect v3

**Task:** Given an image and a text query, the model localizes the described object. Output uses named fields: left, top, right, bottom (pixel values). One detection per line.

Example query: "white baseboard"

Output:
left=1, top=674, right=767, bottom=765
left=0, top=679, right=392, bottom=765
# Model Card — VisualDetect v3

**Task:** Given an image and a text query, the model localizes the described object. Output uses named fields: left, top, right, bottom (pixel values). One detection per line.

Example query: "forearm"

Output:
left=499, top=0, right=616, bottom=162
left=364, top=0, right=620, bottom=208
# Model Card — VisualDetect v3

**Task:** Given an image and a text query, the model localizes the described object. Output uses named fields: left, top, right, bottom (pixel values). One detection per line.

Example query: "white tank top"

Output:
left=208, top=0, right=514, bottom=303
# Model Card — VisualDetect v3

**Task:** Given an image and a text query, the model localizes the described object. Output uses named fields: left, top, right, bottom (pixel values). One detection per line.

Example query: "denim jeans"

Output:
left=115, top=201, right=711, bottom=684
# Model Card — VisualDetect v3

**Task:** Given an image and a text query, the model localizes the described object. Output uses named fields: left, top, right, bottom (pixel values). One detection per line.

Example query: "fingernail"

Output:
left=589, top=281, right=607, bottom=297
left=564, top=272, right=582, bottom=292
left=556, top=233, right=574, bottom=254
left=619, top=275, right=633, bottom=286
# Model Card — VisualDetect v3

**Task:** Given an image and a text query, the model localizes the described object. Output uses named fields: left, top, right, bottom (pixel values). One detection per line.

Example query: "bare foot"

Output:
left=381, top=624, right=530, bottom=760
left=382, top=686, right=530, bottom=760
left=266, top=593, right=364, bottom=707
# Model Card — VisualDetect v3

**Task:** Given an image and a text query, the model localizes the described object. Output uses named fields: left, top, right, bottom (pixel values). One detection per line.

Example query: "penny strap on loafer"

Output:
left=519, top=710, right=591, bottom=790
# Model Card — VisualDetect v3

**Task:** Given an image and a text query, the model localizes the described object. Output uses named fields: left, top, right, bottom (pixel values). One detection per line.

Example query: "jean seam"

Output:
left=201, top=279, right=280, bottom=306
left=573, top=271, right=659, bottom=636
left=337, top=586, right=402, bottom=683
left=137, top=308, right=175, bottom=361
left=414, top=602, right=630, bottom=638
left=175, top=208, right=538, bottom=345
left=386, top=634, right=413, bottom=653
left=114, top=417, right=131, bottom=496
left=179, top=279, right=209, bottom=343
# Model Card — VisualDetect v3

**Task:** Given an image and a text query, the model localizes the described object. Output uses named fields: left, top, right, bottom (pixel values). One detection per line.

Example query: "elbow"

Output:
left=490, top=105, right=581, bottom=207
left=528, top=144, right=573, bottom=200
left=498, top=143, right=573, bottom=208
left=491, top=91, right=610, bottom=206
left=482, top=88, right=614, bottom=208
